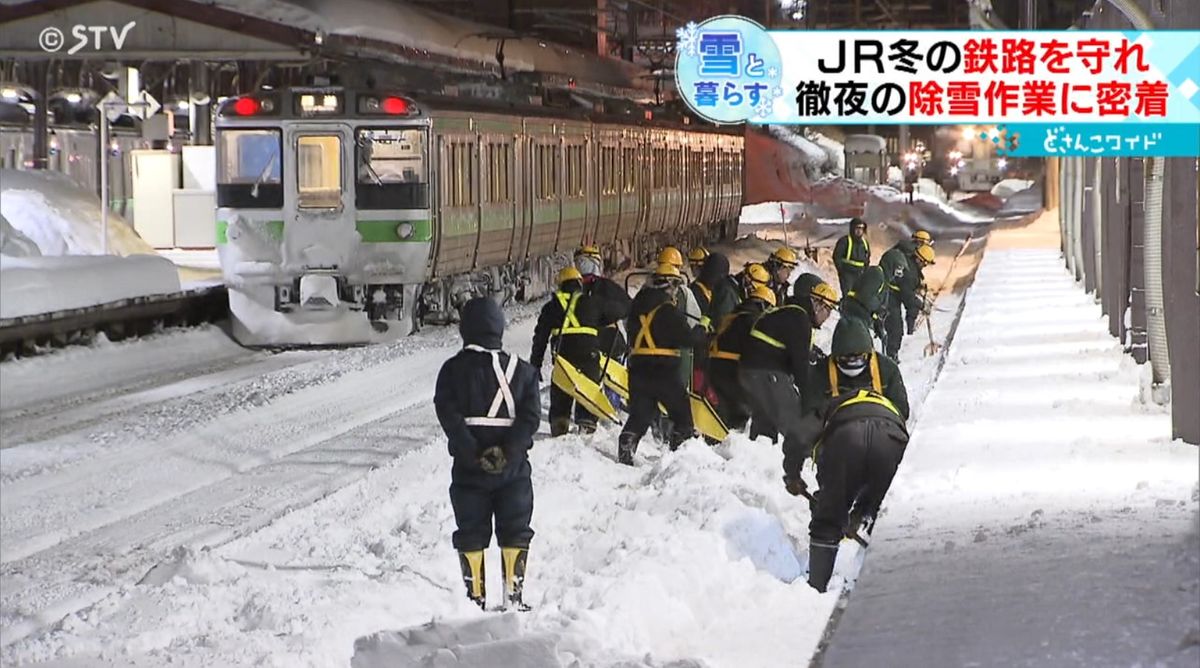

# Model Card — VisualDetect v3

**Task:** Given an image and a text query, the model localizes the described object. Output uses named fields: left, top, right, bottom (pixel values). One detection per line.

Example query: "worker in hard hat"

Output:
left=530, top=266, right=603, bottom=436
left=784, top=318, right=909, bottom=593
left=878, top=243, right=936, bottom=360
left=707, top=283, right=776, bottom=430
left=734, top=262, right=772, bottom=302
left=833, top=218, right=871, bottom=294
left=618, top=262, right=706, bottom=465
left=842, top=265, right=889, bottom=349
left=739, top=276, right=837, bottom=446
left=652, top=246, right=702, bottom=327
left=687, top=247, right=710, bottom=278
left=763, top=246, right=800, bottom=305
left=574, top=244, right=632, bottom=360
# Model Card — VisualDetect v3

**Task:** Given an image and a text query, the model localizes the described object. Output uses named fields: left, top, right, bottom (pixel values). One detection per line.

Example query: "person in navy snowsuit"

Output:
left=435, top=297, right=541, bottom=610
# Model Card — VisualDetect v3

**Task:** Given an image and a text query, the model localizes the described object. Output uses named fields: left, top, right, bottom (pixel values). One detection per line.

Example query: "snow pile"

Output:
left=739, top=201, right=806, bottom=225
left=0, top=254, right=181, bottom=319
left=805, top=129, right=846, bottom=175
left=1, top=211, right=41, bottom=258
left=766, top=127, right=844, bottom=180
left=353, top=615, right=561, bottom=668
left=0, top=169, right=153, bottom=257
left=990, top=178, right=1035, bottom=199
left=138, top=547, right=247, bottom=587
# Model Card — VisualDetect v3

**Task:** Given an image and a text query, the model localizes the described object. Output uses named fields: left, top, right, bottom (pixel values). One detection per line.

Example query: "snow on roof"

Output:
left=844, top=134, right=887, bottom=152
left=0, top=169, right=154, bottom=257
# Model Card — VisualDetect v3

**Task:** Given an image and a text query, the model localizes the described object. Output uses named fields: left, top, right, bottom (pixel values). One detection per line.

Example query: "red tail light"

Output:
left=381, top=96, right=408, bottom=114
left=233, top=97, right=259, bottom=115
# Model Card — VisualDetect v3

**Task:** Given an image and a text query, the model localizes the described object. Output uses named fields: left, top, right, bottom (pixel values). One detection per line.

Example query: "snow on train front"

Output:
left=215, top=87, right=430, bottom=345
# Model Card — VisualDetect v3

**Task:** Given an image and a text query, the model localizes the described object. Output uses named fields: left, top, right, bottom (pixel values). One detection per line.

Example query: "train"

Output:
left=214, top=86, right=745, bottom=345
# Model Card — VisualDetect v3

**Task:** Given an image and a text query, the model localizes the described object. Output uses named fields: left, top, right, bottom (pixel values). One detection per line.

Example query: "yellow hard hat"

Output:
left=810, top=281, right=840, bottom=309
left=750, top=284, right=777, bottom=307
left=912, top=230, right=933, bottom=245
left=745, top=262, right=770, bottom=285
left=657, top=246, right=684, bottom=268
left=915, top=244, right=935, bottom=266
left=558, top=266, right=583, bottom=285
left=653, top=262, right=682, bottom=279
left=687, top=247, right=710, bottom=263
left=575, top=244, right=602, bottom=259
left=771, top=246, right=799, bottom=267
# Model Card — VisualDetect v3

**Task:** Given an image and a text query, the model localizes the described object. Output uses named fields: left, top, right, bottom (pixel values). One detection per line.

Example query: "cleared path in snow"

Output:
left=818, top=215, right=1200, bottom=668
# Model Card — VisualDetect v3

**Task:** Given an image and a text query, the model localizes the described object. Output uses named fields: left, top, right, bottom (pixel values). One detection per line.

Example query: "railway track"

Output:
left=0, top=286, right=229, bottom=358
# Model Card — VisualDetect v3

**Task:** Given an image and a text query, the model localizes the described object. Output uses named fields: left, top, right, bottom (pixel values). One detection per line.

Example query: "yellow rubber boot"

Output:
left=458, top=550, right=486, bottom=609
left=501, top=547, right=531, bottom=612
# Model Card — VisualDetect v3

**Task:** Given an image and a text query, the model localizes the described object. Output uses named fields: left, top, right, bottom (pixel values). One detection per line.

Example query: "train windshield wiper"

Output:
left=250, top=149, right=279, bottom=198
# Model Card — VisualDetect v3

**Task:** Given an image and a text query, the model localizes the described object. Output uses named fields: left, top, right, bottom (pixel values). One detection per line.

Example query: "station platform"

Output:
left=818, top=215, right=1200, bottom=667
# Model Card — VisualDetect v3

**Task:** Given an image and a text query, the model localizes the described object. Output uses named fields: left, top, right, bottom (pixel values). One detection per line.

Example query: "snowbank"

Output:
left=1, top=211, right=41, bottom=257
left=0, top=169, right=154, bottom=256
left=0, top=254, right=181, bottom=319
left=990, top=178, right=1035, bottom=199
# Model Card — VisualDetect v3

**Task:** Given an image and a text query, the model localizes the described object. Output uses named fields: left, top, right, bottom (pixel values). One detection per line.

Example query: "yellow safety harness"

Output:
left=838, top=388, right=901, bottom=417
left=749, top=305, right=807, bottom=349
left=550, top=291, right=598, bottom=337
left=708, top=312, right=744, bottom=361
left=693, top=281, right=712, bottom=304
left=843, top=235, right=868, bottom=268
left=631, top=304, right=679, bottom=357
left=828, top=352, right=883, bottom=395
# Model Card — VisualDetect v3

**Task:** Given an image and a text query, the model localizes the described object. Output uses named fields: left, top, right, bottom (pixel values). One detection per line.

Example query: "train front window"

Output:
left=297, top=135, right=343, bottom=209
left=216, top=129, right=282, bottom=208
left=355, top=128, right=429, bottom=209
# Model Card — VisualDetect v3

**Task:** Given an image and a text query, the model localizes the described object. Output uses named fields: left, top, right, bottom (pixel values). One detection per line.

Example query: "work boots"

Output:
left=617, top=432, right=638, bottom=466
left=458, top=550, right=486, bottom=609
left=668, top=428, right=691, bottom=452
left=550, top=417, right=571, bottom=437
left=501, top=547, right=531, bottom=612
left=576, top=419, right=597, bottom=435
left=807, top=542, right=839, bottom=593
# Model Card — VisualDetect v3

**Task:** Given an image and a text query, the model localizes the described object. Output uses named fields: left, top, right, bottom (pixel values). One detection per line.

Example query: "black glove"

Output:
left=479, top=446, right=507, bottom=474
left=907, top=321, right=916, bottom=335
left=784, top=475, right=808, bottom=497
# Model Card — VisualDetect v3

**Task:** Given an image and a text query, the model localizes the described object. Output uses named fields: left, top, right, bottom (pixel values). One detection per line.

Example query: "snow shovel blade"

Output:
left=923, top=341, right=942, bottom=357
left=551, top=357, right=618, bottom=423
left=845, top=529, right=870, bottom=548
left=687, top=391, right=729, bottom=442
left=597, top=353, right=630, bottom=402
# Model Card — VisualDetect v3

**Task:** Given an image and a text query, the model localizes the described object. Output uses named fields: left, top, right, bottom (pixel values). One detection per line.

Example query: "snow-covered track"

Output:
left=0, top=286, right=228, bottom=358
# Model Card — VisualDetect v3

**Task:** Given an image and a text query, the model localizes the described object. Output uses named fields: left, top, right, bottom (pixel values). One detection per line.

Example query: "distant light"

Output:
left=950, top=167, right=959, bottom=176
left=957, top=159, right=965, bottom=168
left=65, top=92, right=83, bottom=104
left=233, top=97, right=260, bottom=115
left=538, top=41, right=547, bottom=47
left=997, top=158, right=1008, bottom=170
left=314, top=31, right=325, bottom=45
left=109, top=139, right=120, bottom=155
left=0, top=87, right=18, bottom=101
left=176, top=100, right=190, bottom=111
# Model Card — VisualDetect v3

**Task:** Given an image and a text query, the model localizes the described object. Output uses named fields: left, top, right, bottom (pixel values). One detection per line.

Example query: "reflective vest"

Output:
left=749, top=305, right=809, bottom=349
left=550, top=291, right=597, bottom=337
left=828, top=352, right=883, bottom=395
left=843, top=235, right=868, bottom=268
left=462, top=345, right=519, bottom=428
left=631, top=304, right=680, bottom=357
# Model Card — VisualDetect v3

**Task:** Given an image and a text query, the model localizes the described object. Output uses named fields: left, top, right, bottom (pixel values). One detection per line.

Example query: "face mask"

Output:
left=576, top=256, right=602, bottom=276
left=838, top=363, right=866, bottom=377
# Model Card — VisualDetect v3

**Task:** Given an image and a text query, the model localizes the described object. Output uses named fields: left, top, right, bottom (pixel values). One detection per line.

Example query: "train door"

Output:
left=282, top=122, right=356, bottom=273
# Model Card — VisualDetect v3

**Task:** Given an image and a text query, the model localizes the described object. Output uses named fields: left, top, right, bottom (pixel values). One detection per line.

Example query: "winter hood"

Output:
left=460, top=297, right=505, bottom=349
left=698, top=253, right=730, bottom=287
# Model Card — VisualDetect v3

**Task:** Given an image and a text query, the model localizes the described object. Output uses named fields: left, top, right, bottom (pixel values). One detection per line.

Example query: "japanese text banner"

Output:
left=676, top=18, right=1200, bottom=129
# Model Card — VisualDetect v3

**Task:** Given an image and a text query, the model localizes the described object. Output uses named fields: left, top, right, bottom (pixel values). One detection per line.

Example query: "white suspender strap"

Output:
left=463, top=345, right=518, bottom=427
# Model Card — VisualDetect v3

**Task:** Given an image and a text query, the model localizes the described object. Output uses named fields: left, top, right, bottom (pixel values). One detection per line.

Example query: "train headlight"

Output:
left=396, top=222, right=414, bottom=239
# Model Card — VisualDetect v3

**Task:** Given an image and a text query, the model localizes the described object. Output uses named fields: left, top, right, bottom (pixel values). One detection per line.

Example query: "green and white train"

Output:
left=214, top=86, right=743, bottom=345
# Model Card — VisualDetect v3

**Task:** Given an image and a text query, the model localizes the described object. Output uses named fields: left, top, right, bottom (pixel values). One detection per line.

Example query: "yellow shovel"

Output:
left=597, top=354, right=728, bottom=442
left=551, top=356, right=618, bottom=423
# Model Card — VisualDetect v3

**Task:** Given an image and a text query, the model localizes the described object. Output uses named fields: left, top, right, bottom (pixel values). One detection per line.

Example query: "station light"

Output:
left=997, top=158, right=1008, bottom=170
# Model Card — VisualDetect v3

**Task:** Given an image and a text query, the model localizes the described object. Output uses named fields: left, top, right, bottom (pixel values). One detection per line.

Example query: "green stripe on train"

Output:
left=215, top=220, right=431, bottom=244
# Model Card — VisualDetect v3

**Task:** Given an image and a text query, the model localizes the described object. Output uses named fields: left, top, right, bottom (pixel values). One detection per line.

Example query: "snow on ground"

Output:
left=819, top=214, right=1199, bottom=667
left=990, top=178, right=1035, bottom=199
left=0, top=254, right=182, bottom=319
left=0, top=251, right=967, bottom=668
left=1, top=212, right=41, bottom=258
left=0, top=169, right=152, bottom=257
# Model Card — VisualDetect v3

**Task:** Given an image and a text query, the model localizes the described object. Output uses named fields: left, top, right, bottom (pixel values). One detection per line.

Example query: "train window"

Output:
left=297, top=134, right=342, bottom=209
left=216, top=129, right=282, bottom=208
left=355, top=128, right=428, bottom=210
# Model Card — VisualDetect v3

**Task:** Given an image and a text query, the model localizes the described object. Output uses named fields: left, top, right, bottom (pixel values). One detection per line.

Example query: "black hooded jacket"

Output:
left=689, top=253, right=740, bottom=330
left=435, top=298, right=541, bottom=473
left=626, top=287, right=705, bottom=372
